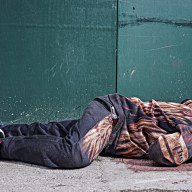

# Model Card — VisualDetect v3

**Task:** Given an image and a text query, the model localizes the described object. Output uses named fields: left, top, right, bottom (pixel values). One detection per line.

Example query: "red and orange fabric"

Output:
left=96, top=94, right=192, bottom=166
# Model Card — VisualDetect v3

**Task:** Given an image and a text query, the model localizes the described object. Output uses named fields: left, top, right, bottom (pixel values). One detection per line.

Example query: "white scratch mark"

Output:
left=66, top=54, right=69, bottom=66
left=35, top=108, right=43, bottom=112
left=129, top=70, right=136, bottom=81
left=66, top=68, right=70, bottom=74
left=60, top=62, right=64, bottom=71
left=11, top=118, right=23, bottom=123
left=52, top=71, right=56, bottom=78
left=50, top=63, right=57, bottom=72
left=144, top=45, right=178, bottom=52
left=130, top=70, right=136, bottom=77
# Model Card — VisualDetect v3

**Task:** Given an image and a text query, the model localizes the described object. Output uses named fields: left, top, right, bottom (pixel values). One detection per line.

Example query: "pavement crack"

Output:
left=98, top=158, right=107, bottom=184
left=51, top=184, right=72, bottom=188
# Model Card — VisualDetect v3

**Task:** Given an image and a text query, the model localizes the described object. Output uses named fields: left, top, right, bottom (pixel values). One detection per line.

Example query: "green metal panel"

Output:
left=0, top=0, right=117, bottom=123
left=118, top=0, right=192, bottom=102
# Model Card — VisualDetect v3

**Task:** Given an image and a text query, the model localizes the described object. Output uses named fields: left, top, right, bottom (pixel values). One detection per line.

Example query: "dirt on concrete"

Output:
left=0, top=156, right=192, bottom=192
left=114, top=158, right=192, bottom=172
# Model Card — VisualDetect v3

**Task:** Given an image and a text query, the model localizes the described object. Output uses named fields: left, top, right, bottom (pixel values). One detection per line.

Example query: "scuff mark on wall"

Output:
left=130, top=69, right=136, bottom=80
left=119, top=14, right=192, bottom=28
left=144, top=45, right=179, bottom=52
left=123, top=69, right=136, bottom=81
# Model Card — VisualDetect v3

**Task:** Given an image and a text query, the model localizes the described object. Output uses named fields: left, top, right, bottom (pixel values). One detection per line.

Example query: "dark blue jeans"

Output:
left=0, top=100, right=112, bottom=168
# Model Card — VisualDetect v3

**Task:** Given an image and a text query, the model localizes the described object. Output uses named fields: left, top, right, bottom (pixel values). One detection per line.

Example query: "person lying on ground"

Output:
left=0, top=93, right=191, bottom=169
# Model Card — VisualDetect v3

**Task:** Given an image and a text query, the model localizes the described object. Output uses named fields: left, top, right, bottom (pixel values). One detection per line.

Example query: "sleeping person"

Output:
left=0, top=93, right=191, bottom=168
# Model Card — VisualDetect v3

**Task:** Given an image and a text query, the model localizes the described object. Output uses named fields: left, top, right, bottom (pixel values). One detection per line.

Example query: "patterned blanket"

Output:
left=95, top=94, right=192, bottom=166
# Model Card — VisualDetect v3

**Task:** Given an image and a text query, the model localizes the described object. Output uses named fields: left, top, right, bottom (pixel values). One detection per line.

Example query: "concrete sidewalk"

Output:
left=0, top=156, right=192, bottom=192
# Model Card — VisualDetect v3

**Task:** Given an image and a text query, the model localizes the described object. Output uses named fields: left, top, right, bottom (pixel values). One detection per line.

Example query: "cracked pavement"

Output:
left=0, top=156, right=192, bottom=192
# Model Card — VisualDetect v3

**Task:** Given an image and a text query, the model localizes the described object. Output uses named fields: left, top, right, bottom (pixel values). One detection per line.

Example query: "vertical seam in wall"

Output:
left=115, top=0, right=119, bottom=93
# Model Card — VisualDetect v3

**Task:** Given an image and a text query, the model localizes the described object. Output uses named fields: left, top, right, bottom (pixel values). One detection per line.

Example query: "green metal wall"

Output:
left=118, top=0, right=192, bottom=102
left=0, top=0, right=117, bottom=123
left=1, top=0, right=192, bottom=124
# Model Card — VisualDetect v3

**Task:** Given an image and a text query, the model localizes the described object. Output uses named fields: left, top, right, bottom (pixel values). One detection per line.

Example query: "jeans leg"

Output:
left=0, top=100, right=113, bottom=168
left=0, top=135, right=85, bottom=168
left=0, top=119, right=78, bottom=137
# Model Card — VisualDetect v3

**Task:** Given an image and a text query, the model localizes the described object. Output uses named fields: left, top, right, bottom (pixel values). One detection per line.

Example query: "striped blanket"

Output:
left=96, top=94, right=192, bottom=166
